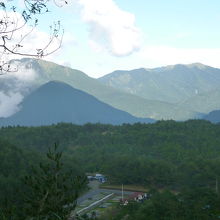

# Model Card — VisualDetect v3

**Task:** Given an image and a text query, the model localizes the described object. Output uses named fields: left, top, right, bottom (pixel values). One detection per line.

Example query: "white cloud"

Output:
left=0, top=60, right=38, bottom=118
left=0, top=92, right=23, bottom=118
left=139, top=46, right=220, bottom=68
left=72, top=0, right=141, bottom=56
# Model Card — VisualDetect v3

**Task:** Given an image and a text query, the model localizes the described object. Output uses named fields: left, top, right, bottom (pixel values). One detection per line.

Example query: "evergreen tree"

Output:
left=22, top=143, right=86, bottom=220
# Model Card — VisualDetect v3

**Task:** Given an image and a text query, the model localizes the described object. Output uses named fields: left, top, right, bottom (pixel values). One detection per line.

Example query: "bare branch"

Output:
left=0, top=0, right=67, bottom=74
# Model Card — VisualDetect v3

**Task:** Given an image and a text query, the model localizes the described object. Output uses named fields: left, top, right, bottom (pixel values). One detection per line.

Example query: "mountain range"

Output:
left=1, top=58, right=220, bottom=123
left=98, top=63, right=220, bottom=104
left=5, top=58, right=202, bottom=120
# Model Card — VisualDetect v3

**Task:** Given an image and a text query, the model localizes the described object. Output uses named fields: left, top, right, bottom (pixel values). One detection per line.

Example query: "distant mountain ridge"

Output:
left=0, top=81, right=154, bottom=126
left=203, top=110, right=220, bottom=123
left=98, top=63, right=220, bottom=104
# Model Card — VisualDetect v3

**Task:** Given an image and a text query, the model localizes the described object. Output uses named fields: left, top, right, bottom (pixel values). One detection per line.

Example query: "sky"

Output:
left=0, top=0, right=220, bottom=118
left=7, top=0, right=220, bottom=77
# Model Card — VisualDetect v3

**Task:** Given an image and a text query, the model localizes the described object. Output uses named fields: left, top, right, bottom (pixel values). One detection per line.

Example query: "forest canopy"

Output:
left=1, top=120, right=220, bottom=190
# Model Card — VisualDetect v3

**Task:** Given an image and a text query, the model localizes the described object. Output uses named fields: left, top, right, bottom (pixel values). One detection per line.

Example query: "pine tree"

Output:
left=23, top=143, right=86, bottom=220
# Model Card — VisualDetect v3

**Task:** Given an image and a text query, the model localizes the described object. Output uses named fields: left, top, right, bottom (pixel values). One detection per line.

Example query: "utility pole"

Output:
left=216, top=177, right=219, bottom=195
left=122, top=184, right=124, bottom=201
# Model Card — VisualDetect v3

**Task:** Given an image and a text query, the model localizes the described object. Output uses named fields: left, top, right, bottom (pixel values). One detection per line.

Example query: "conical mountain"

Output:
left=0, top=81, right=154, bottom=126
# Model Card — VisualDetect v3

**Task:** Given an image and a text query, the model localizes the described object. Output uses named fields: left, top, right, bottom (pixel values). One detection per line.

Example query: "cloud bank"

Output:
left=73, top=0, right=141, bottom=56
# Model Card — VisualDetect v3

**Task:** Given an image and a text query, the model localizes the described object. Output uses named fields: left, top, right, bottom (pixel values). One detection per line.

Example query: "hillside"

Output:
left=0, top=81, right=154, bottom=126
left=178, top=89, right=220, bottom=114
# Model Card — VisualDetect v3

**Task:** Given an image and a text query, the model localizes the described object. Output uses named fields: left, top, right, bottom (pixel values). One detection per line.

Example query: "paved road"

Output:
left=77, top=181, right=135, bottom=204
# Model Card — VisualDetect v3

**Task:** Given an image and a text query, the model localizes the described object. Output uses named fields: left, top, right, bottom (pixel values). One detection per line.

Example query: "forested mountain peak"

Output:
left=0, top=81, right=154, bottom=126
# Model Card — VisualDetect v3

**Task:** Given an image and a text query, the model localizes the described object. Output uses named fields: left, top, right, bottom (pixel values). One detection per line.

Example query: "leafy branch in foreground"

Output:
left=23, top=143, right=86, bottom=220
left=0, top=0, right=68, bottom=74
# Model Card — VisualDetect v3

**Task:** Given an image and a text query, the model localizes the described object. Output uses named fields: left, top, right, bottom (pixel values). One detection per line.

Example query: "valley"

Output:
left=2, top=59, right=220, bottom=219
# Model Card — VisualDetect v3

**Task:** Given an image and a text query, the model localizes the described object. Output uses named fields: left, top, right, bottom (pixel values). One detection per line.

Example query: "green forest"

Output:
left=1, top=120, right=220, bottom=219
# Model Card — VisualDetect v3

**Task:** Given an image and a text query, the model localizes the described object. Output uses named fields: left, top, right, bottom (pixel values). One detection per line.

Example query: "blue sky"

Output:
left=0, top=0, right=219, bottom=118
left=15, top=0, right=220, bottom=77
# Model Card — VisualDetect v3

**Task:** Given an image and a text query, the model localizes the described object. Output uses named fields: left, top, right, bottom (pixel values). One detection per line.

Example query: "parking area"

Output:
left=73, top=181, right=138, bottom=218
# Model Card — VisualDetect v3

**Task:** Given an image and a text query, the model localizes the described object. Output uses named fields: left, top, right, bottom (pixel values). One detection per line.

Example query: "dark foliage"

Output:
left=0, top=142, right=86, bottom=219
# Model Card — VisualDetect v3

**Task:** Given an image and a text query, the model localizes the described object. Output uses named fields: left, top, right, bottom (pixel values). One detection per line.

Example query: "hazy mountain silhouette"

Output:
left=0, top=81, right=154, bottom=126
